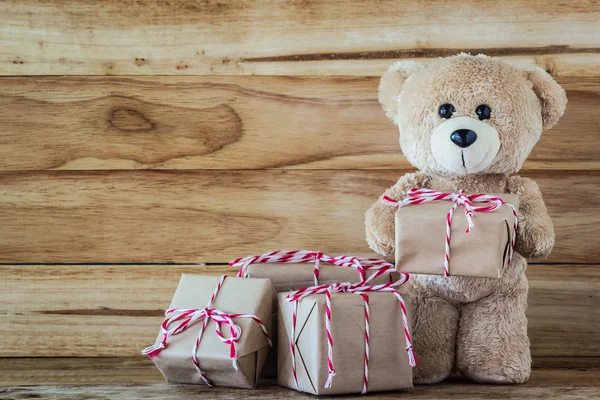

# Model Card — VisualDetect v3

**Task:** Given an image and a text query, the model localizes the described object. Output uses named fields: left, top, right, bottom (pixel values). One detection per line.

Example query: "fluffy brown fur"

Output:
left=365, top=54, right=566, bottom=384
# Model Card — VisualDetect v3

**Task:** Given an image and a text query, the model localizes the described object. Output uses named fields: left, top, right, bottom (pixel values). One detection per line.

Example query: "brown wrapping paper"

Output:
left=395, top=193, right=519, bottom=278
left=278, top=292, right=414, bottom=395
left=245, top=261, right=399, bottom=378
left=149, top=274, right=273, bottom=389
left=245, top=262, right=399, bottom=292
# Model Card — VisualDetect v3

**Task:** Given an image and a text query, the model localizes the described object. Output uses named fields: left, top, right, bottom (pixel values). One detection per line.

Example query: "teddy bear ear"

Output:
left=378, top=60, right=424, bottom=121
left=525, top=66, right=568, bottom=130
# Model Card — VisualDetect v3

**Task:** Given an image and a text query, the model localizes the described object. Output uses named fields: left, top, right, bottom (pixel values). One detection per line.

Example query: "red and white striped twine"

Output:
left=285, top=273, right=416, bottom=394
left=230, top=250, right=395, bottom=286
left=382, top=188, right=518, bottom=277
left=141, top=275, right=272, bottom=387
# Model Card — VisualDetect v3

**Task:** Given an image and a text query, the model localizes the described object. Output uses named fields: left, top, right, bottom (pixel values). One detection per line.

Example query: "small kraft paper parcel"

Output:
left=141, top=274, right=273, bottom=389
left=383, top=188, right=519, bottom=278
left=278, top=273, right=416, bottom=395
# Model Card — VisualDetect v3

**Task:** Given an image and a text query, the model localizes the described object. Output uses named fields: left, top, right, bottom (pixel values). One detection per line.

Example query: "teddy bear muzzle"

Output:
left=430, top=116, right=501, bottom=175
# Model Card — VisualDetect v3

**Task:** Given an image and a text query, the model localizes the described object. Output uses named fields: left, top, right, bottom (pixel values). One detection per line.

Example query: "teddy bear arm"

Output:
left=365, top=172, right=430, bottom=256
left=507, top=176, right=555, bottom=260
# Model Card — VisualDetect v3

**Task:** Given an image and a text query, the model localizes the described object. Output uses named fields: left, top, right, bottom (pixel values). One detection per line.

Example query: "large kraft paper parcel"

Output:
left=395, top=193, right=519, bottom=278
left=278, top=292, right=413, bottom=395
left=149, top=275, right=273, bottom=388
left=245, top=261, right=399, bottom=378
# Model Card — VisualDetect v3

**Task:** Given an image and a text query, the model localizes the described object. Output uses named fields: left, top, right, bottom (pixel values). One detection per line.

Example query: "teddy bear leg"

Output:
left=457, top=292, right=531, bottom=384
left=411, top=296, right=459, bottom=384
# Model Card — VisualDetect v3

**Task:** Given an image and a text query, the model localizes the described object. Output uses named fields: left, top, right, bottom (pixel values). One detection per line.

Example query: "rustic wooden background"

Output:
left=1, top=0, right=599, bottom=381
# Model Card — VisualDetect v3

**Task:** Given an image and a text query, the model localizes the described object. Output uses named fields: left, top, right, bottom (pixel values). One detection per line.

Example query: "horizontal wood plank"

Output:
left=0, top=170, right=597, bottom=263
left=0, top=264, right=598, bottom=358
left=1, top=356, right=598, bottom=387
left=0, top=76, right=599, bottom=171
left=1, top=0, right=599, bottom=76
left=0, top=359, right=599, bottom=398
left=0, top=357, right=163, bottom=386
left=2, top=381, right=599, bottom=400
left=528, top=265, right=600, bottom=358
left=1, top=357, right=597, bottom=386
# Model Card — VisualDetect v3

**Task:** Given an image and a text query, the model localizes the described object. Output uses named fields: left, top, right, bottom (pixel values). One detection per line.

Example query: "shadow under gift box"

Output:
left=395, top=193, right=519, bottom=278
left=244, top=262, right=399, bottom=378
left=148, top=275, right=273, bottom=389
left=277, top=291, right=414, bottom=395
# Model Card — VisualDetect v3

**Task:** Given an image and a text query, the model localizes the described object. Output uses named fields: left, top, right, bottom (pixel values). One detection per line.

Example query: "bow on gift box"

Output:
left=141, top=275, right=272, bottom=387
left=285, top=272, right=417, bottom=394
left=230, top=249, right=395, bottom=285
left=382, top=188, right=518, bottom=277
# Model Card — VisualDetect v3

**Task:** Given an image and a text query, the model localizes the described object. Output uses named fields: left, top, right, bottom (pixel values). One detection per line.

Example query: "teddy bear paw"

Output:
left=460, top=366, right=530, bottom=384
left=413, top=366, right=452, bottom=385
left=413, top=371, right=451, bottom=385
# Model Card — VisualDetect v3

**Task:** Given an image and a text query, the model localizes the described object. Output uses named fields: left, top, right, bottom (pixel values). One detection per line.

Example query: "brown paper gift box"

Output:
left=244, top=262, right=399, bottom=292
left=277, top=291, right=414, bottom=395
left=395, top=193, right=519, bottom=278
left=242, top=259, right=399, bottom=378
left=147, top=274, right=274, bottom=389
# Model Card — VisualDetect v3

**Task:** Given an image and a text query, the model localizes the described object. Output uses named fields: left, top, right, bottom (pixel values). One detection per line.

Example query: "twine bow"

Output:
left=141, top=275, right=272, bottom=387
left=285, top=273, right=416, bottom=394
left=382, top=188, right=518, bottom=277
left=230, top=250, right=394, bottom=286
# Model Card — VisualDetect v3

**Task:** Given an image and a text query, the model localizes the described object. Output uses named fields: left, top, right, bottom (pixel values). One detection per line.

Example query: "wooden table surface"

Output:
left=0, top=357, right=598, bottom=399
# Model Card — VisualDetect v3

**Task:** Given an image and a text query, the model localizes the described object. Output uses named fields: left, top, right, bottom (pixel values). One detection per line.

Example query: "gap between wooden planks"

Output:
left=1, top=0, right=599, bottom=76
left=0, top=76, right=599, bottom=171
left=0, top=264, right=598, bottom=359
left=0, top=170, right=597, bottom=263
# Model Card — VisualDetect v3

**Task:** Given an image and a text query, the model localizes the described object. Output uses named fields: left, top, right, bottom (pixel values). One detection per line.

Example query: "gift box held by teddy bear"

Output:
left=383, top=189, right=519, bottom=278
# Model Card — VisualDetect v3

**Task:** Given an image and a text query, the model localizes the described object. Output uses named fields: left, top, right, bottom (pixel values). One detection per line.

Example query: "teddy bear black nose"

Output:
left=450, top=129, right=478, bottom=148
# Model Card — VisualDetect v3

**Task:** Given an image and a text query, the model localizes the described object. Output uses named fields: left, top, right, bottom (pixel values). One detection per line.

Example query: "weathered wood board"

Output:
left=0, top=76, right=598, bottom=171
left=1, top=264, right=598, bottom=358
left=0, top=360, right=599, bottom=398
left=0, top=170, right=597, bottom=263
left=1, top=0, right=600, bottom=76
left=2, top=356, right=598, bottom=386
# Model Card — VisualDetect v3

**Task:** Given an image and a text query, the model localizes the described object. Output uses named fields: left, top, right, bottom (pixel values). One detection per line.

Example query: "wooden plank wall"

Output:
left=1, top=0, right=599, bottom=366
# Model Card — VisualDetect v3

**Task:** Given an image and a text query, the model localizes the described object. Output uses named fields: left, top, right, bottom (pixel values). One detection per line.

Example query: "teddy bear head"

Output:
left=378, top=54, right=567, bottom=176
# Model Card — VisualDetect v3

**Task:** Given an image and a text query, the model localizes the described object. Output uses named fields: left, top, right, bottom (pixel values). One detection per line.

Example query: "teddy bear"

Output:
left=365, top=54, right=566, bottom=384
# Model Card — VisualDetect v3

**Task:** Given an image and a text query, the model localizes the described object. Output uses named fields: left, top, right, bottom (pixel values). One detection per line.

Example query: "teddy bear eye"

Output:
left=476, top=104, right=491, bottom=120
left=438, top=103, right=455, bottom=119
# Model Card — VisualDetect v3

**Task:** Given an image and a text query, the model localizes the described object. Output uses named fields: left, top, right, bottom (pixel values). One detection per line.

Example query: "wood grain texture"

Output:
left=1, top=264, right=598, bottom=358
left=0, top=358, right=163, bottom=386
left=2, top=357, right=597, bottom=387
left=1, top=0, right=599, bottom=76
left=1, top=76, right=599, bottom=171
left=1, top=357, right=596, bottom=386
left=0, top=170, right=598, bottom=263
left=528, top=265, right=600, bottom=357
left=0, top=361, right=598, bottom=399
